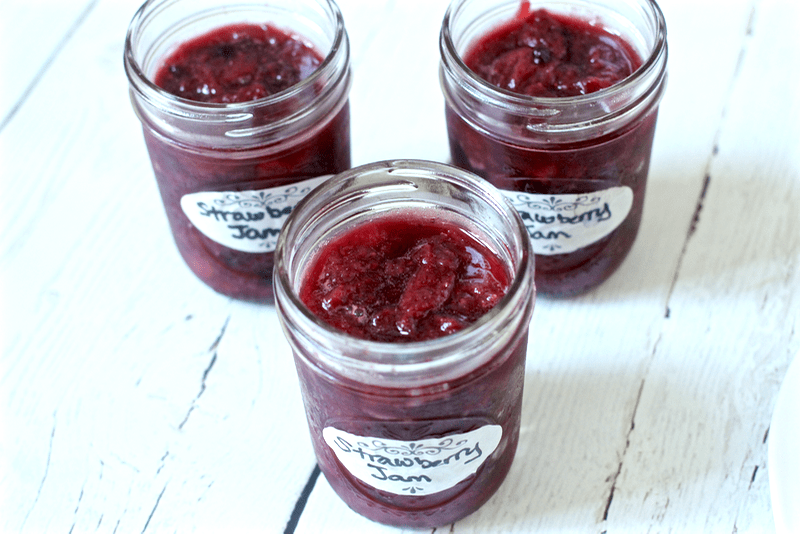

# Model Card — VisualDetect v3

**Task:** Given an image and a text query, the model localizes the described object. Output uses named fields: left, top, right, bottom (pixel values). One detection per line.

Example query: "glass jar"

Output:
left=440, top=0, right=667, bottom=296
left=274, top=160, right=536, bottom=528
left=124, top=0, right=352, bottom=302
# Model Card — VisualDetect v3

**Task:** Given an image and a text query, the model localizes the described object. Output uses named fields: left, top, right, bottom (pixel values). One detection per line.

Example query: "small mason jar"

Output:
left=274, top=160, right=536, bottom=528
left=124, top=0, right=352, bottom=302
left=440, top=0, right=667, bottom=296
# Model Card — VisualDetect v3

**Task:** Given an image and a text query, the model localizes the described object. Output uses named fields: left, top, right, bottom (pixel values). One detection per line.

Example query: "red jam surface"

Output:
left=145, top=23, right=350, bottom=302
left=154, top=23, right=322, bottom=103
left=447, top=5, right=657, bottom=296
left=299, top=215, right=510, bottom=342
left=464, top=8, right=640, bottom=97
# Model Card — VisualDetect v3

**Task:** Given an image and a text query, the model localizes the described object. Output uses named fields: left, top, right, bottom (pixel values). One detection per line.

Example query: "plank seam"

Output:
left=140, top=484, right=168, bottom=533
left=0, top=0, right=99, bottom=133
left=178, top=315, right=230, bottom=430
left=662, top=0, right=761, bottom=319
left=19, top=412, right=57, bottom=531
left=283, top=464, right=321, bottom=534
left=602, top=378, right=646, bottom=522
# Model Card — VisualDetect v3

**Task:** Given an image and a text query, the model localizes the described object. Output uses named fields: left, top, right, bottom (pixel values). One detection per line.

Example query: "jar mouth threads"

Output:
left=125, top=0, right=350, bottom=107
left=274, top=159, right=536, bottom=388
left=439, top=0, right=668, bottom=140
left=124, top=0, right=352, bottom=149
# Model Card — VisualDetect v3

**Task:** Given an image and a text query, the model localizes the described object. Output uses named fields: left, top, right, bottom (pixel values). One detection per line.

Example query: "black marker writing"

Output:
left=368, top=464, right=432, bottom=483
left=197, top=202, right=265, bottom=223
left=555, top=202, right=612, bottom=224
left=529, top=229, right=571, bottom=240
left=228, top=225, right=281, bottom=240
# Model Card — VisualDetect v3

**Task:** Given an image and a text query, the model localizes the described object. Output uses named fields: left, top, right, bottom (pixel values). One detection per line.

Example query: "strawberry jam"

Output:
left=464, top=8, right=641, bottom=98
left=154, top=23, right=322, bottom=103
left=299, top=215, right=510, bottom=342
left=274, top=160, right=536, bottom=527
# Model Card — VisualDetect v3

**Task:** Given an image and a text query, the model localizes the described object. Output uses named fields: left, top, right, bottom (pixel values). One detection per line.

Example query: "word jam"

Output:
left=195, top=201, right=291, bottom=241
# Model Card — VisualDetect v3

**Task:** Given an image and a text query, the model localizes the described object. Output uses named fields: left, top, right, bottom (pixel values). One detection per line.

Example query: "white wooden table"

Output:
left=2, top=0, right=798, bottom=532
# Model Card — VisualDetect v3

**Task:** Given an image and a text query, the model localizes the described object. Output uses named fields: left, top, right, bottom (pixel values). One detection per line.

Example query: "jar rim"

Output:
left=123, top=0, right=349, bottom=118
left=274, top=160, right=536, bottom=386
left=439, top=0, right=668, bottom=115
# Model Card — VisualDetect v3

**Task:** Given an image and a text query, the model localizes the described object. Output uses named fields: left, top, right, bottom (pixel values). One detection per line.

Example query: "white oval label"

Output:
left=323, top=425, right=502, bottom=496
left=502, top=186, right=633, bottom=255
left=179, top=175, right=331, bottom=253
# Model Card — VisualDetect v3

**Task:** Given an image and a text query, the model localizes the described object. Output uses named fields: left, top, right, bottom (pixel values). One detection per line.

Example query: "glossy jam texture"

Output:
left=154, top=23, right=322, bottom=103
left=464, top=8, right=640, bottom=97
left=145, top=23, right=350, bottom=302
left=299, top=215, right=510, bottom=342
left=447, top=6, right=657, bottom=296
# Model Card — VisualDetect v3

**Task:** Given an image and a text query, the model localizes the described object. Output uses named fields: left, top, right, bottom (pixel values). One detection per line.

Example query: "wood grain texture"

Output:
left=0, top=0, right=98, bottom=129
left=1, top=0, right=797, bottom=532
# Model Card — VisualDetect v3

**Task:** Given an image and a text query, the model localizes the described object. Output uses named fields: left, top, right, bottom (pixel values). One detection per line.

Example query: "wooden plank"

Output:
left=0, top=0, right=97, bottom=128
left=338, top=0, right=453, bottom=166
left=2, top=0, right=796, bottom=531
left=605, top=0, right=800, bottom=531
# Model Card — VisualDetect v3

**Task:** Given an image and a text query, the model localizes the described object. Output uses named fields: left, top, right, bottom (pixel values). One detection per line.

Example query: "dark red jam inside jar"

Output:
left=274, top=160, right=536, bottom=528
left=440, top=0, right=667, bottom=296
left=125, top=0, right=352, bottom=302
